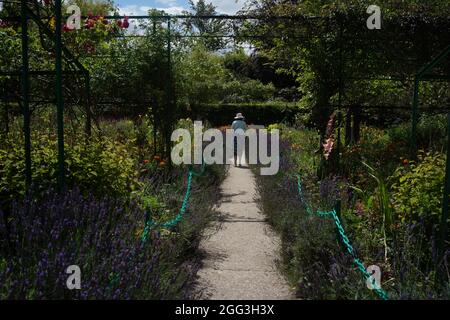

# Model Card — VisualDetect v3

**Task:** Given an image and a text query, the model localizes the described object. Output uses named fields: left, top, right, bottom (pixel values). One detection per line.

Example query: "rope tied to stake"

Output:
left=141, top=162, right=206, bottom=243
left=296, top=175, right=389, bottom=300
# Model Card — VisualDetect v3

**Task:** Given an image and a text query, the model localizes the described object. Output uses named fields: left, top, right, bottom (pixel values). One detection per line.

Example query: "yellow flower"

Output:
left=49, top=17, right=56, bottom=30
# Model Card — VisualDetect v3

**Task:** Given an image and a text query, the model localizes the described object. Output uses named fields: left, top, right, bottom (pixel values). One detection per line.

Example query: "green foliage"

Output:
left=362, top=162, right=393, bottom=229
left=388, top=114, right=448, bottom=151
left=190, top=101, right=299, bottom=126
left=243, top=0, right=450, bottom=132
left=180, top=44, right=228, bottom=105
left=391, top=151, right=445, bottom=227
left=0, top=134, right=138, bottom=204
left=256, top=122, right=450, bottom=299
left=221, top=79, right=275, bottom=103
left=179, top=45, right=278, bottom=107
left=182, top=0, right=229, bottom=51
left=275, top=123, right=321, bottom=176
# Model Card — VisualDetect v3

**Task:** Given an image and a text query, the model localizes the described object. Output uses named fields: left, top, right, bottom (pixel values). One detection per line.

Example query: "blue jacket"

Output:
left=232, top=120, right=247, bottom=132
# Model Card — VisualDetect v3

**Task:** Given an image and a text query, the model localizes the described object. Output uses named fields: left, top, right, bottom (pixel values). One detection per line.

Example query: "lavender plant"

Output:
left=0, top=164, right=224, bottom=300
left=255, top=128, right=449, bottom=299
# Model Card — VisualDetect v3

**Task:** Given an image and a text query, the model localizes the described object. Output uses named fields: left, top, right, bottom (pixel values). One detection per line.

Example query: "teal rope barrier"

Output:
left=296, top=175, right=389, bottom=300
left=107, top=164, right=206, bottom=291
left=141, top=163, right=206, bottom=243
left=189, top=160, right=206, bottom=177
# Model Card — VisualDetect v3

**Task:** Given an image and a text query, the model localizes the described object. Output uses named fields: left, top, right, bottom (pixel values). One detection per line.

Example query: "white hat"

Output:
left=234, top=113, right=245, bottom=120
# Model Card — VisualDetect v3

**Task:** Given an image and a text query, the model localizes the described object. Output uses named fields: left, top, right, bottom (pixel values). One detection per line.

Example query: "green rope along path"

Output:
left=141, top=163, right=206, bottom=243
left=296, top=175, right=389, bottom=300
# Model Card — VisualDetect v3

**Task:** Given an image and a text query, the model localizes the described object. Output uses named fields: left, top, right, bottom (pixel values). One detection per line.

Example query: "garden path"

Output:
left=195, top=146, right=293, bottom=299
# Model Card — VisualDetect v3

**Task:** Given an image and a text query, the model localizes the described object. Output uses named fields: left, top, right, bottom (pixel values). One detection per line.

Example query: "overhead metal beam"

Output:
left=0, top=70, right=86, bottom=76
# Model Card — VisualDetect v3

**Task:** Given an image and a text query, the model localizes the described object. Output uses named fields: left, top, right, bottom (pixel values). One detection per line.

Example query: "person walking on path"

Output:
left=231, top=113, right=247, bottom=167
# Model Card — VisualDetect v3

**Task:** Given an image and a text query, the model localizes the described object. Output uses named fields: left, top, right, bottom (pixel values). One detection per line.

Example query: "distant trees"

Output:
left=182, top=0, right=229, bottom=51
left=243, top=0, right=450, bottom=137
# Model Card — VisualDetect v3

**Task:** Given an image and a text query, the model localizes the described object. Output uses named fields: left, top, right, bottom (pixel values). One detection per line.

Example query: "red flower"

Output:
left=84, top=19, right=95, bottom=29
left=122, top=17, right=129, bottom=29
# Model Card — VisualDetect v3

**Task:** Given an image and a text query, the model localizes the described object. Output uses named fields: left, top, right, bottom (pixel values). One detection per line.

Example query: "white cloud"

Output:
left=155, top=0, right=179, bottom=6
left=118, top=5, right=143, bottom=16
left=118, top=5, right=185, bottom=16
left=118, top=0, right=246, bottom=18
left=156, top=6, right=185, bottom=14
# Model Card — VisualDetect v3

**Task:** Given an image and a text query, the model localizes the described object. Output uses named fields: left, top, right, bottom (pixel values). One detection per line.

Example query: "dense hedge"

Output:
left=187, top=102, right=303, bottom=126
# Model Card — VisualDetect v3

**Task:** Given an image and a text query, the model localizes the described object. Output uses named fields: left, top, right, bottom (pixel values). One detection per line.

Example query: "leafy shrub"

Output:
left=99, top=119, right=137, bottom=144
left=391, top=151, right=445, bottom=227
left=0, top=134, right=138, bottom=206
left=269, top=123, right=320, bottom=176
left=221, top=79, right=276, bottom=103
left=99, top=116, right=154, bottom=151
left=338, top=114, right=448, bottom=191
left=189, top=102, right=300, bottom=126
left=341, top=126, right=407, bottom=183
left=256, top=126, right=449, bottom=299
left=388, top=114, right=448, bottom=151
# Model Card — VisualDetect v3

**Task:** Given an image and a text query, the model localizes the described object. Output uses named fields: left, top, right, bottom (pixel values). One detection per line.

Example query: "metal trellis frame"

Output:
left=3, top=0, right=92, bottom=190
left=1, top=4, right=449, bottom=212
left=409, top=45, right=450, bottom=272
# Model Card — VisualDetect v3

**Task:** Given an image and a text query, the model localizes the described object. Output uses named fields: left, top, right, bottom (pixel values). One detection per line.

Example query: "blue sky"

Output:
left=115, top=0, right=246, bottom=16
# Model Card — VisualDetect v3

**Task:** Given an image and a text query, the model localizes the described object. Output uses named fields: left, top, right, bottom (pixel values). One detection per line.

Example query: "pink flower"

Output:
left=325, top=115, right=335, bottom=137
left=323, top=137, right=334, bottom=160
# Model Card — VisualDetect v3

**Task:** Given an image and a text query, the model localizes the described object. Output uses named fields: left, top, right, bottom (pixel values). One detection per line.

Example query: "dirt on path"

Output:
left=195, top=159, right=293, bottom=300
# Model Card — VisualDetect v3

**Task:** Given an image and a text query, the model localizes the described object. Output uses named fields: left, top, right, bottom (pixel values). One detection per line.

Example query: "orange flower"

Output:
left=154, top=155, right=161, bottom=161
left=143, top=159, right=150, bottom=165
left=402, top=159, right=409, bottom=166
left=158, top=161, right=166, bottom=167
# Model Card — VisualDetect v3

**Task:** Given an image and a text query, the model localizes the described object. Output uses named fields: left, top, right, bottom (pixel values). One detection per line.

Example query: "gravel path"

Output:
left=195, top=159, right=293, bottom=300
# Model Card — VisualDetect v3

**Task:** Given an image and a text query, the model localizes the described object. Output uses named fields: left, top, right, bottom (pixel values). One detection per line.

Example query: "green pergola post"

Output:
left=410, top=78, right=420, bottom=152
left=438, top=112, right=450, bottom=272
left=410, top=45, right=450, bottom=277
left=166, top=17, right=172, bottom=165
left=411, top=45, right=450, bottom=152
left=336, top=18, right=343, bottom=172
left=85, top=74, right=92, bottom=137
left=21, top=0, right=32, bottom=188
left=55, top=0, right=65, bottom=190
